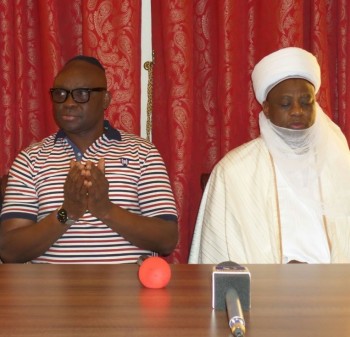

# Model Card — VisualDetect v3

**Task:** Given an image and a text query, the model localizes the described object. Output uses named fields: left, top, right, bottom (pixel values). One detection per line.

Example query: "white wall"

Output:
left=141, top=0, right=152, bottom=140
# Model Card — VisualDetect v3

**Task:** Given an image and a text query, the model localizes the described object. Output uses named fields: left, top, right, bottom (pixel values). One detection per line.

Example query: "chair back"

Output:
left=0, top=174, right=8, bottom=212
left=200, top=173, right=210, bottom=192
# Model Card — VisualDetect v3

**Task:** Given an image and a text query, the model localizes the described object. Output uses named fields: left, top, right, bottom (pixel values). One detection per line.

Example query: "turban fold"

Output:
left=251, top=47, right=321, bottom=105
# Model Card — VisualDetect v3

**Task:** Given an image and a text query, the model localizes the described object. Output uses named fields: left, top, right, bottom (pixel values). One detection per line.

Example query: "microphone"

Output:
left=226, top=288, right=245, bottom=336
left=137, top=255, right=171, bottom=289
left=212, top=261, right=251, bottom=336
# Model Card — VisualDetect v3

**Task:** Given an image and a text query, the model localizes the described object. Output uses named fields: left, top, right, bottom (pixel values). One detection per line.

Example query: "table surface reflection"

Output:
left=0, top=263, right=350, bottom=337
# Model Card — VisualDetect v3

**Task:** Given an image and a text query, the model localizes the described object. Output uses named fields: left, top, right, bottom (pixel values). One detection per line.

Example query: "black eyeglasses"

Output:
left=49, top=87, right=106, bottom=103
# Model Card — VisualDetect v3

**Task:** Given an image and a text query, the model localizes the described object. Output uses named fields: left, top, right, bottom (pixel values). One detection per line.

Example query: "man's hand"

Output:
left=83, top=159, right=113, bottom=219
left=62, top=160, right=89, bottom=219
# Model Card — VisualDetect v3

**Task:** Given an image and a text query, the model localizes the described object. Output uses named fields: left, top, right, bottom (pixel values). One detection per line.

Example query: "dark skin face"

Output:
left=52, top=60, right=111, bottom=152
left=262, top=78, right=316, bottom=129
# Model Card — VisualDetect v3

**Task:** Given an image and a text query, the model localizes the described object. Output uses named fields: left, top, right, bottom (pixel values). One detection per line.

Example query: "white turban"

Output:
left=251, top=47, right=321, bottom=105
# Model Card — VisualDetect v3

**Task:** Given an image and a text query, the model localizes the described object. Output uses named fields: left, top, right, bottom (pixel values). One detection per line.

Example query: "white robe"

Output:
left=189, top=137, right=350, bottom=264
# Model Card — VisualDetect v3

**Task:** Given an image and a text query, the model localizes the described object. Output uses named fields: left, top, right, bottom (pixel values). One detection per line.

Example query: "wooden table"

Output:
left=0, top=263, right=350, bottom=337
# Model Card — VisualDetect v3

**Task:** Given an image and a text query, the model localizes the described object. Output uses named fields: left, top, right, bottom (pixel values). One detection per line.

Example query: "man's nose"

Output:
left=63, top=92, right=77, bottom=105
left=291, top=102, right=303, bottom=115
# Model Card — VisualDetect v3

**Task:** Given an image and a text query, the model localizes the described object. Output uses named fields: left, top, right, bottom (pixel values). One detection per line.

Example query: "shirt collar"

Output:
left=54, top=120, right=121, bottom=143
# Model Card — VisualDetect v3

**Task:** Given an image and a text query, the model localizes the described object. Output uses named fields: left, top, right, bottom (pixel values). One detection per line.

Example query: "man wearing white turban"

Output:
left=189, top=47, right=350, bottom=264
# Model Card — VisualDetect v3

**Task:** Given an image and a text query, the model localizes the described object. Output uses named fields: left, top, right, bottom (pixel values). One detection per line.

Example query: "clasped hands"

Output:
left=62, top=158, right=112, bottom=220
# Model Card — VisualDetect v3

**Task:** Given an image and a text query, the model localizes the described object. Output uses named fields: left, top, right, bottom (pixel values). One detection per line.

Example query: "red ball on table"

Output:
left=138, top=256, right=171, bottom=289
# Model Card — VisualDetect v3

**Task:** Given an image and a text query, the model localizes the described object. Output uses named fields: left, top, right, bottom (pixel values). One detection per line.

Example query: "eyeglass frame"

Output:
left=49, top=87, right=107, bottom=103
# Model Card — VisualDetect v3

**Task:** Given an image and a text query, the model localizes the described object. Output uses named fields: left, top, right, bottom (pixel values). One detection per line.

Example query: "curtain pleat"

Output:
left=82, top=0, right=141, bottom=133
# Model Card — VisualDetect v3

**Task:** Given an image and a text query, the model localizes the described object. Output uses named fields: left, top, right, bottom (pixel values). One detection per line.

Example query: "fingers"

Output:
left=70, top=159, right=106, bottom=188
left=69, top=159, right=109, bottom=218
left=84, top=160, right=103, bottom=178
left=84, top=159, right=104, bottom=174
left=79, top=160, right=105, bottom=188
left=83, top=177, right=91, bottom=188
left=63, top=160, right=89, bottom=219
left=97, top=158, right=105, bottom=173
left=70, top=159, right=85, bottom=169
left=81, top=161, right=93, bottom=186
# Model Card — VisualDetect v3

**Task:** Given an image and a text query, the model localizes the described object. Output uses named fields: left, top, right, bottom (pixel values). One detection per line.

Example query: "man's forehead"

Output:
left=54, top=60, right=106, bottom=84
left=65, top=55, right=105, bottom=70
left=60, top=60, right=104, bottom=74
left=266, top=78, right=315, bottom=100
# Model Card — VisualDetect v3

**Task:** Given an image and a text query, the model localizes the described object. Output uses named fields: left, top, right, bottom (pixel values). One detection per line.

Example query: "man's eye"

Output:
left=300, top=96, right=314, bottom=104
left=280, top=102, right=290, bottom=108
left=301, top=100, right=313, bottom=106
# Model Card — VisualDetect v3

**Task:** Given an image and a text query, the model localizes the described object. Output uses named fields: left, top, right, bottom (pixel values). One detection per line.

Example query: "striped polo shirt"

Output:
left=1, top=121, right=178, bottom=263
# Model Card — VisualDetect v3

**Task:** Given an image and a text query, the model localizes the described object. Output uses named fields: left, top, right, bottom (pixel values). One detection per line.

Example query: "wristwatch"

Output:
left=56, top=208, right=75, bottom=226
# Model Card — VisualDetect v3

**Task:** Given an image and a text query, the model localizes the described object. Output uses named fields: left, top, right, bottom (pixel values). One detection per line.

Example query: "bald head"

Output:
left=65, top=55, right=105, bottom=71
left=55, top=57, right=107, bottom=89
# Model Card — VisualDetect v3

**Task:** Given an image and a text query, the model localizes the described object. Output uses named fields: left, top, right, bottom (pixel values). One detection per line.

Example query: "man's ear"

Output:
left=262, top=100, right=269, bottom=118
left=103, top=91, right=111, bottom=109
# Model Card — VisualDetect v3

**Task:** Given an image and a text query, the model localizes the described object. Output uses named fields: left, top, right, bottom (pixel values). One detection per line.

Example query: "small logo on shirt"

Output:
left=121, top=158, right=129, bottom=167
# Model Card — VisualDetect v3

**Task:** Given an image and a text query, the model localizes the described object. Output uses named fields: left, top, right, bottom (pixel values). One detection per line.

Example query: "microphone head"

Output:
left=212, top=261, right=251, bottom=311
left=138, top=256, right=171, bottom=289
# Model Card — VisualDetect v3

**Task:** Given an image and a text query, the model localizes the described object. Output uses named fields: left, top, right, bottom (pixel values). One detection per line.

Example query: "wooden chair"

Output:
left=0, top=174, right=7, bottom=263
left=200, top=173, right=210, bottom=192
left=0, top=174, right=8, bottom=212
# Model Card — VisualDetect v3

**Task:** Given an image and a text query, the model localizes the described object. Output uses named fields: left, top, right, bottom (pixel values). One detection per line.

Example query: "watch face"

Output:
left=57, top=208, right=68, bottom=224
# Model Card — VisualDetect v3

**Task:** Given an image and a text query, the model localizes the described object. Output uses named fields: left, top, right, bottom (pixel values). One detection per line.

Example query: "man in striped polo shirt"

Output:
left=0, top=56, right=178, bottom=264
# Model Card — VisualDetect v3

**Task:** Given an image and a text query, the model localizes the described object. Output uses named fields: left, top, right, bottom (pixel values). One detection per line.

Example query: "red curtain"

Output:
left=0, top=0, right=141, bottom=176
left=151, top=0, right=350, bottom=263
